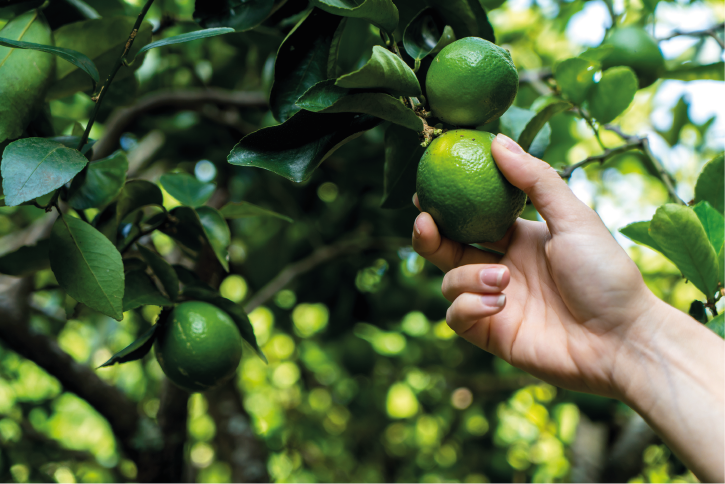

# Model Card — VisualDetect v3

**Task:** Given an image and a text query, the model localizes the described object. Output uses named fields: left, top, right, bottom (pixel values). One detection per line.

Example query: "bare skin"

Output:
left=412, top=133, right=724, bottom=482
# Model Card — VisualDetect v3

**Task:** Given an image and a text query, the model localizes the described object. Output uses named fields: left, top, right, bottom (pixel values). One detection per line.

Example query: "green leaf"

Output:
left=193, top=0, right=275, bottom=32
left=402, top=8, right=455, bottom=62
left=160, top=206, right=206, bottom=257
left=49, top=215, right=125, bottom=320
left=299, top=92, right=424, bottom=132
left=116, top=180, right=164, bottom=224
left=657, top=96, right=689, bottom=147
left=0, top=36, right=99, bottom=86
left=1, top=138, right=87, bottom=206
left=310, top=0, right=399, bottom=35
left=705, top=313, right=724, bottom=339
left=649, top=204, right=720, bottom=298
left=98, top=324, right=158, bottom=368
left=693, top=201, right=724, bottom=253
left=517, top=101, right=571, bottom=153
left=499, top=106, right=551, bottom=159
left=294, top=79, right=351, bottom=110
left=554, top=57, right=596, bottom=105
left=588, top=66, right=638, bottom=124
left=181, top=286, right=266, bottom=362
left=219, top=201, right=293, bottom=223
left=0, top=239, right=49, bottom=276
left=0, top=10, right=54, bottom=143
left=425, top=0, right=495, bottom=41
left=136, top=244, right=179, bottom=301
left=619, top=221, right=663, bottom=253
left=67, top=150, right=128, bottom=210
left=174, top=264, right=213, bottom=292
left=381, top=123, right=425, bottom=209
left=159, top=173, right=215, bottom=208
left=694, top=154, right=724, bottom=214
left=133, top=27, right=234, bottom=61
left=196, top=206, right=231, bottom=272
left=336, top=46, right=421, bottom=97
left=661, top=62, right=724, bottom=82
left=137, top=244, right=179, bottom=301
left=122, top=270, right=172, bottom=311
left=228, top=110, right=380, bottom=183
left=718, top=243, right=724, bottom=287
left=270, top=9, right=345, bottom=123
left=688, top=300, right=708, bottom=324
left=578, top=44, right=614, bottom=63
left=49, top=17, right=152, bottom=100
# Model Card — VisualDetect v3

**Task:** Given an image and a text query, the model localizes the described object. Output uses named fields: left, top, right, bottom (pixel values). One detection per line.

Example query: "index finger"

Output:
left=412, top=212, right=500, bottom=272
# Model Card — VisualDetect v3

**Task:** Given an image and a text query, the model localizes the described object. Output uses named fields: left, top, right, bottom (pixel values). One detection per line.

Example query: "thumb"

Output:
left=491, top=133, right=597, bottom=233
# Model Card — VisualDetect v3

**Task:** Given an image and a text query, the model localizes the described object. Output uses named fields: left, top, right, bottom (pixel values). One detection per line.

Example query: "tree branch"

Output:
left=0, top=276, right=141, bottom=461
left=243, top=236, right=409, bottom=313
left=91, top=89, right=267, bottom=160
left=658, top=23, right=725, bottom=49
left=558, top=139, right=644, bottom=178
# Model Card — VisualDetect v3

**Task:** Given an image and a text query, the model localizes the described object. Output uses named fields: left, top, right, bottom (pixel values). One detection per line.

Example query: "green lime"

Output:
left=602, top=27, right=664, bottom=88
left=154, top=301, right=242, bottom=393
left=426, top=37, right=518, bottom=127
left=416, top=130, right=526, bottom=243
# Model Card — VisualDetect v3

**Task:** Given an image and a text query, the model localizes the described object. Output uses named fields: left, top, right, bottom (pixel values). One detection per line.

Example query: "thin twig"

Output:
left=558, top=139, right=644, bottom=178
left=76, top=0, right=155, bottom=152
left=658, top=22, right=725, bottom=49
left=579, top=107, right=607, bottom=150
left=243, top=236, right=409, bottom=313
left=640, top=137, right=685, bottom=204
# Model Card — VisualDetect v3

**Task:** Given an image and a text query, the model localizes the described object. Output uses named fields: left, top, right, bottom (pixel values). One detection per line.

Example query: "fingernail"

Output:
left=412, top=193, right=420, bottom=210
left=481, top=294, right=506, bottom=309
left=496, top=133, right=525, bottom=154
left=481, top=268, right=505, bottom=287
left=413, top=214, right=422, bottom=239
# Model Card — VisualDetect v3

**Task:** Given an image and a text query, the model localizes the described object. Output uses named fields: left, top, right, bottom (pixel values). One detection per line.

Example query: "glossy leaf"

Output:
left=196, top=206, right=231, bottom=272
left=499, top=106, right=551, bottom=159
left=1, top=138, right=87, bottom=206
left=661, top=62, right=724, bottom=82
left=122, top=270, right=172, bottom=311
left=0, top=10, right=54, bottom=143
left=0, top=36, right=99, bottom=85
left=0, top=239, right=49, bottom=276
left=160, top=206, right=206, bottom=257
left=228, top=110, right=380, bottom=183
left=159, top=172, right=215, bottom=208
left=425, top=0, right=495, bottom=41
left=182, top=286, right=266, bottom=362
left=694, top=154, right=724, bottom=214
left=133, top=27, right=234, bottom=61
left=381, top=123, right=425, bottom=209
left=705, top=313, right=724, bottom=339
left=67, top=150, right=128, bottom=210
left=49, top=215, right=125, bottom=320
left=295, top=79, right=351, bottom=110
left=336, top=46, right=421, bottom=97
left=588, top=66, right=638, bottom=124
left=649, top=204, right=720, bottom=298
left=98, top=324, right=158, bottom=368
left=310, top=0, right=399, bottom=35
left=116, top=180, right=164, bottom=224
left=578, top=44, right=614, bottom=63
left=693, top=201, right=724, bottom=253
left=219, top=201, right=293, bottom=223
left=517, top=101, right=571, bottom=153
left=555, top=57, right=596, bottom=105
left=300, top=92, right=424, bottom=132
left=689, top=300, right=708, bottom=324
left=49, top=17, right=152, bottom=100
left=402, top=8, right=455, bottom=61
left=269, top=9, right=345, bottom=123
left=137, top=244, right=179, bottom=301
left=174, top=264, right=214, bottom=292
left=619, top=221, right=663, bottom=254
left=193, top=0, right=275, bottom=31
left=718, top=243, right=724, bottom=286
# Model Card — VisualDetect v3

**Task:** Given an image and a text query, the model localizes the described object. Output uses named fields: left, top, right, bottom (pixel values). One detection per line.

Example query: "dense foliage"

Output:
left=0, top=0, right=722, bottom=482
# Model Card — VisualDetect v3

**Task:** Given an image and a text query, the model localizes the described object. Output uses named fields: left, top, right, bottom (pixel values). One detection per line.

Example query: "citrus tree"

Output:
left=0, top=0, right=722, bottom=482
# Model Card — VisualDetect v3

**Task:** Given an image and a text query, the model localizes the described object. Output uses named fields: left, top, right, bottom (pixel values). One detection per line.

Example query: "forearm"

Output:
left=615, top=300, right=725, bottom=482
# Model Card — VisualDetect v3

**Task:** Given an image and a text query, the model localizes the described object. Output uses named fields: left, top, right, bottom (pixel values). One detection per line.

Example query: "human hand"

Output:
left=412, top=133, right=661, bottom=399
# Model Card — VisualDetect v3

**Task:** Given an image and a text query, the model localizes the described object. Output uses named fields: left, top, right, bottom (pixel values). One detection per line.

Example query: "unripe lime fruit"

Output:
left=601, top=27, right=664, bottom=88
left=154, top=301, right=242, bottom=393
left=426, top=37, right=518, bottom=127
left=416, top=130, right=526, bottom=243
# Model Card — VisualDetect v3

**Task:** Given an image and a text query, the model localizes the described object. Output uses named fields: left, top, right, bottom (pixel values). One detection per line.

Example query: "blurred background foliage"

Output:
left=0, top=0, right=722, bottom=482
